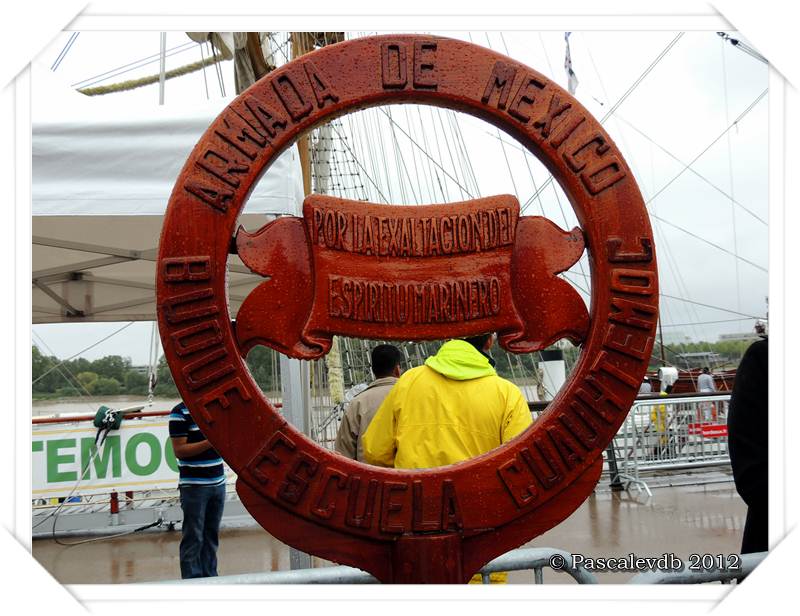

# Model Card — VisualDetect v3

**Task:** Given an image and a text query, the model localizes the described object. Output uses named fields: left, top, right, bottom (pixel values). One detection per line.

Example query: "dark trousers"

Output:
left=741, top=504, right=768, bottom=554
left=179, top=483, right=226, bottom=579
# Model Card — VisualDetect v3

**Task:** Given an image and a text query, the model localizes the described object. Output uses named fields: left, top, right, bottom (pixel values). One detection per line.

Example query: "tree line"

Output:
left=33, top=337, right=753, bottom=400
left=32, top=345, right=281, bottom=399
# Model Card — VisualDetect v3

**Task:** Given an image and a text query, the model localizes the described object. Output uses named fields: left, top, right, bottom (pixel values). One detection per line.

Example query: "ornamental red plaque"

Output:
left=235, top=193, right=588, bottom=359
left=157, top=34, right=658, bottom=584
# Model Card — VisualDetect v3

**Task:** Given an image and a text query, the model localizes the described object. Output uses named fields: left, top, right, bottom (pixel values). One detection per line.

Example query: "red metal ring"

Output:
left=157, top=34, right=658, bottom=583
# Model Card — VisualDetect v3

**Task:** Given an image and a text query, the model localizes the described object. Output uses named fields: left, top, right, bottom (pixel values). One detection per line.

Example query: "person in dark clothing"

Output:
left=727, top=337, right=768, bottom=554
left=169, top=401, right=226, bottom=578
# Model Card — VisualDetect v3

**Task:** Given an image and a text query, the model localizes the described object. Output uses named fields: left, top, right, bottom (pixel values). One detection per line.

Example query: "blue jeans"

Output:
left=179, top=483, right=226, bottom=579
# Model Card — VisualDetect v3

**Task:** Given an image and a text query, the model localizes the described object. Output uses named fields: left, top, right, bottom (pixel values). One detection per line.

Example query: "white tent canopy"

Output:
left=32, top=65, right=304, bottom=324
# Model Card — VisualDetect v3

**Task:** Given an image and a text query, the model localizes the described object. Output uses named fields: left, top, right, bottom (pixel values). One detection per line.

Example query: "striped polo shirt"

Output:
left=168, top=402, right=225, bottom=487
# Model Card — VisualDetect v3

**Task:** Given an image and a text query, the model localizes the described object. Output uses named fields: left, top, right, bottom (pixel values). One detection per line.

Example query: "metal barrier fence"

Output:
left=33, top=393, right=734, bottom=533
left=629, top=552, right=765, bottom=584
left=166, top=548, right=597, bottom=584
left=610, top=393, right=732, bottom=494
left=167, top=547, right=767, bottom=585
left=310, top=397, right=344, bottom=450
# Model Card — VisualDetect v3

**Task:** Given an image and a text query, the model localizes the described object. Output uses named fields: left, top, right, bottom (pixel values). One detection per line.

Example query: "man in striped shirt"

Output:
left=169, top=401, right=226, bottom=578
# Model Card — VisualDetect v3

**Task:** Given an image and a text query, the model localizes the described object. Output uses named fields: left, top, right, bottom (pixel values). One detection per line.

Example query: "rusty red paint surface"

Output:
left=235, top=193, right=588, bottom=359
left=156, top=34, right=658, bottom=583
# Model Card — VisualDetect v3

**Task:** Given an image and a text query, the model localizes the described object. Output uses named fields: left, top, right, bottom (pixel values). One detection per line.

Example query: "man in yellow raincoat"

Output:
left=650, top=384, right=673, bottom=457
left=363, top=333, right=533, bottom=582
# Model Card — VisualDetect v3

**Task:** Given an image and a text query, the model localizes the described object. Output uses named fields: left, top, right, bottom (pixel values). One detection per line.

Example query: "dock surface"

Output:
left=32, top=474, right=746, bottom=584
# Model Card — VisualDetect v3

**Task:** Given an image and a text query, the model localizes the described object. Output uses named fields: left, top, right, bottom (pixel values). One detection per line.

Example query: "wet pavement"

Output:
left=32, top=477, right=747, bottom=584
left=523, top=477, right=746, bottom=583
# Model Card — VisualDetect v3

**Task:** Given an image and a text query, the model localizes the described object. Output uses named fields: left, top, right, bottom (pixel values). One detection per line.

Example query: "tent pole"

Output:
left=158, top=32, right=167, bottom=105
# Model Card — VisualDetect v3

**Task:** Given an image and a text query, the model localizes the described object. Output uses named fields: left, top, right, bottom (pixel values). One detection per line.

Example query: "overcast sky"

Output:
left=31, top=29, right=769, bottom=365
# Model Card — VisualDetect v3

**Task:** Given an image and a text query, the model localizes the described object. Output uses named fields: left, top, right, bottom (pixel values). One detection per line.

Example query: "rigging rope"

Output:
left=452, top=111, right=481, bottom=196
left=614, top=114, right=767, bottom=225
left=433, top=107, right=471, bottom=200
left=37, top=419, right=165, bottom=545
left=199, top=41, right=210, bottom=99
left=651, top=223, right=707, bottom=343
left=635, top=85, right=769, bottom=307
left=601, top=33, right=685, bottom=125
left=513, top=32, right=591, bottom=286
left=522, top=32, right=685, bottom=212
left=403, top=107, right=425, bottom=201
left=645, top=88, right=767, bottom=206
left=648, top=212, right=766, bottom=273
left=32, top=332, right=96, bottom=412
left=346, top=112, right=384, bottom=201
left=408, top=107, right=436, bottom=202
left=661, top=317, right=758, bottom=328
left=721, top=36, right=743, bottom=317
left=447, top=111, right=478, bottom=198
left=531, top=85, right=769, bottom=277
left=267, top=32, right=291, bottom=64
left=212, top=41, right=227, bottom=97
left=33, top=442, right=103, bottom=529
left=72, top=41, right=197, bottom=89
left=565, top=270, right=764, bottom=320
left=32, top=322, right=136, bottom=385
left=717, top=32, right=768, bottom=64
left=428, top=107, right=452, bottom=202
left=419, top=107, right=444, bottom=202
left=51, top=32, right=80, bottom=72
left=371, top=106, right=397, bottom=202
left=329, top=122, right=391, bottom=203
left=77, top=54, right=224, bottom=97
left=376, top=107, right=475, bottom=198
left=657, top=222, right=719, bottom=346
left=147, top=322, right=160, bottom=404
left=386, top=107, right=417, bottom=203
left=573, top=33, right=763, bottom=350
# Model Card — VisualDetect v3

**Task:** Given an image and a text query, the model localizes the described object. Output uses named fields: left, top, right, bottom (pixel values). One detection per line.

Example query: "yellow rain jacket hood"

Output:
left=423, top=339, right=497, bottom=380
left=363, top=340, right=532, bottom=469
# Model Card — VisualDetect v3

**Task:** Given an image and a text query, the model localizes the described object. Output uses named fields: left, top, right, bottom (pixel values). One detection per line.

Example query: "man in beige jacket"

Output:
left=334, top=344, right=403, bottom=462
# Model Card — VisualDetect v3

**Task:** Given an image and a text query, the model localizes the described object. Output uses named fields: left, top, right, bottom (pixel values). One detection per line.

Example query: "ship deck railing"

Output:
left=162, top=546, right=766, bottom=585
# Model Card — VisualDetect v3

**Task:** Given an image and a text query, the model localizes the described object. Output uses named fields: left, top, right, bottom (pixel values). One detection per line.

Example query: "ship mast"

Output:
left=291, top=32, right=316, bottom=196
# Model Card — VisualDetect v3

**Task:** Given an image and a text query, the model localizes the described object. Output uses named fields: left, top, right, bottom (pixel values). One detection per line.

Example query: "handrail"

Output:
left=629, top=552, right=766, bottom=583
left=160, top=547, right=599, bottom=584
left=528, top=391, right=731, bottom=414
left=163, top=548, right=767, bottom=585
left=480, top=547, right=598, bottom=584
left=167, top=564, right=379, bottom=585
left=635, top=391, right=731, bottom=400
left=32, top=402, right=283, bottom=425
left=32, top=410, right=171, bottom=425
left=630, top=393, right=731, bottom=408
